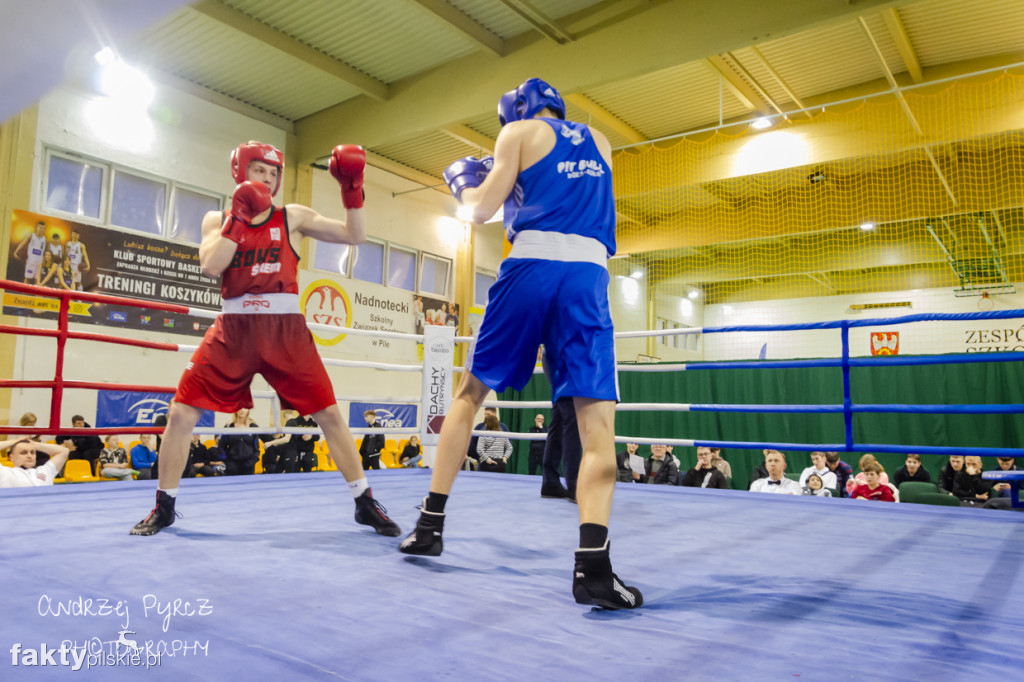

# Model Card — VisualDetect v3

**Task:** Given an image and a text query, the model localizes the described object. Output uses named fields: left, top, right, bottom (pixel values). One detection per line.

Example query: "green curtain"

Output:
left=499, top=359, right=1024, bottom=488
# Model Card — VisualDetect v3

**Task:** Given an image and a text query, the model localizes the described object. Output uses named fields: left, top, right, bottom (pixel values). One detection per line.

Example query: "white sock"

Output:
left=348, top=478, right=369, bottom=499
left=159, top=488, right=178, bottom=498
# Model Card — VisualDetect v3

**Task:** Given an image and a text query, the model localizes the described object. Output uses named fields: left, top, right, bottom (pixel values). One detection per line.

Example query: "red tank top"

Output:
left=221, top=207, right=301, bottom=299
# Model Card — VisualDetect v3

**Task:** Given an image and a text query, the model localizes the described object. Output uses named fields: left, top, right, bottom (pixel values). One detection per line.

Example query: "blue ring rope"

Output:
left=692, top=439, right=1024, bottom=458
left=700, top=308, right=1024, bottom=335
left=685, top=403, right=1024, bottom=414
left=680, top=352, right=1024, bottom=371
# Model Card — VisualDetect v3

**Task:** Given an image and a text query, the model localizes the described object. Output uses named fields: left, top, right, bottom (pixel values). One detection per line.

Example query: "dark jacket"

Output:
left=287, top=415, right=320, bottom=454
left=893, top=465, right=931, bottom=489
left=639, top=456, right=678, bottom=485
left=616, top=450, right=637, bottom=483
left=939, top=463, right=962, bottom=493
left=219, top=422, right=268, bottom=463
left=359, top=422, right=385, bottom=458
left=952, top=469, right=993, bottom=501
left=680, top=465, right=730, bottom=489
left=399, top=443, right=421, bottom=464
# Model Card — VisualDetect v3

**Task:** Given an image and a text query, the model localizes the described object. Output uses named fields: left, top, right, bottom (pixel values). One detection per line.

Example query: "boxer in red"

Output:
left=131, top=141, right=400, bottom=538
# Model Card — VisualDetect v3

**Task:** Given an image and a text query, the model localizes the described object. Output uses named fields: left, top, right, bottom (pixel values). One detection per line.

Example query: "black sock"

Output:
left=424, top=492, right=448, bottom=514
left=579, top=523, right=608, bottom=549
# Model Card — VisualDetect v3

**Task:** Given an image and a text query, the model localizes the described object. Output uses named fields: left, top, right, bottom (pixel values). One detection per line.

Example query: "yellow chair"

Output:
left=1, top=457, right=13, bottom=468
left=62, top=459, right=101, bottom=483
left=380, top=451, right=401, bottom=468
left=317, top=451, right=337, bottom=472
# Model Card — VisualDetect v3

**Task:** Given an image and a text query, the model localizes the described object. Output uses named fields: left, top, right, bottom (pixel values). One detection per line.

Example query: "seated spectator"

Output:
left=708, top=447, right=731, bottom=481
left=938, top=455, right=964, bottom=493
left=748, top=449, right=778, bottom=489
left=98, top=435, right=135, bottom=481
left=825, top=451, right=853, bottom=498
left=0, top=438, right=69, bottom=488
left=477, top=415, right=512, bottom=473
left=467, top=406, right=509, bottom=471
left=261, top=431, right=294, bottom=474
left=846, top=454, right=890, bottom=495
left=190, top=435, right=225, bottom=476
left=13, top=412, right=45, bottom=464
left=680, top=447, right=730, bottom=489
left=57, top=415, right=104, bottom=469
left=893, top=453, right=931, bottom=489
left=287, top=412, right=320, bottom=473
left=219, top=408, right=270, bottom=476
left=616, top=442, right=640, bottom=483
left=987, top=456, right=1018, bottom=499
left=399, top=436, right=423, bottom=468
left=953, top=456, right=993, bottom=507
left=750, top=451, right=802, bottom=494
left=799, top=451, right=838, bottom=490
left=802, top=473, right=832, bottom=497
left=849, top=462, right=895, bottom=502
left=638, top=444, right=678, bottom=485
left=130, top=434, right=158, bottom=480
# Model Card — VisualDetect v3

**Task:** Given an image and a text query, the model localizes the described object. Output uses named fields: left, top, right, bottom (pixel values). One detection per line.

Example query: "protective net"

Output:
left=610, top=68, right=1024, bottom=362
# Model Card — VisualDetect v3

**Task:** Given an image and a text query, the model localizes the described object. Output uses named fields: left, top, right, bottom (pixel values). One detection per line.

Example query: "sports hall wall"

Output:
left=3, top=82, right=496, bottom=429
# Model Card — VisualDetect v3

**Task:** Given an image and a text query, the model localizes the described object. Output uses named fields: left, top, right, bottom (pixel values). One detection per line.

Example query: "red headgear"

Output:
left=231, top=142, right=284, bottom=197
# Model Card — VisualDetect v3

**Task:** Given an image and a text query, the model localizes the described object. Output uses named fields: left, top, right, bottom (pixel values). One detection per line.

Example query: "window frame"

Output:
left=419, top=252, right=452, bottom=298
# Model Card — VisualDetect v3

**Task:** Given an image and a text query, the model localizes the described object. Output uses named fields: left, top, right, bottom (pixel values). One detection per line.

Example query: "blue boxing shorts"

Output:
left=467, top=257, right=619, bottom=402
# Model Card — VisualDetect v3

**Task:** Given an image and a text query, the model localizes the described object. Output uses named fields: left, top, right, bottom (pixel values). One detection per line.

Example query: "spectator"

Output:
left=846, top=454, right=890, bottom=495
left=527, top=414, right=547, bottom=476
left=798, top=451, right=837, bottom=490
left=938, top=455, right=965, bottom=494
left=615, top=442, right=640, bottom=483
left=57, top=415, right=104, bottom=469
left=261, top=430, right=294, bottom=474
left=825, top=451, right=853, bottom=498
left=540, top=397, right=581, bottom=500
left=477, top=414, right=512, bottom=473
left=358, top=410, right=385, bottom=471
left=13, top=412, right=44, bottom=464
left=399, top=436, right=423, bottom=468
left=218, top=409, right=268, bottom=476
left=287, top=412, right=320, bottom=473
left=0, top=438, right=69, bottom=488
left=130, top=434, right=158, bottom=480
left=953, top=456, right=993, bottom=507
left=802, top=473, right=832, bottom=497
left=750, top=450, right=802, bottom=494
left=680, top=446, right=730, bottom=489
left=467, top=406, right=509, bottom=471
left=98, top=435, right=136, bottom=481
left=987, top=456, right=1019, bottom=499
left=190, top=435, right=225, bottom=476
left=748, top=450, right=776, bottom=489
left=707, top=447, right=731, bottom=481
left=849, top=462, right=895, bottom=502
left=893, top=453, right=932, bottom=489
left=638, top=444, right=678, bottom=485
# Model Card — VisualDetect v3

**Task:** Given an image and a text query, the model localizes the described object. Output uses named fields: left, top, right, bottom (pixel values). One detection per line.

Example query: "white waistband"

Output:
left=222, top=293, right=300, bottom=315
left=507, top=232, right=608, bottom=267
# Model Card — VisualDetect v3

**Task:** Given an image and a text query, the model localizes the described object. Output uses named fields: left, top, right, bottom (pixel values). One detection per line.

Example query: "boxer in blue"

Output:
left=399, top=78, right=641, bottom=610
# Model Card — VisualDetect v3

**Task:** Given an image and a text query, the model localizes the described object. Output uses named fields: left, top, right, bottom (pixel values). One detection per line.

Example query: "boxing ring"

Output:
left=2, top=280, right=1024, bottom=679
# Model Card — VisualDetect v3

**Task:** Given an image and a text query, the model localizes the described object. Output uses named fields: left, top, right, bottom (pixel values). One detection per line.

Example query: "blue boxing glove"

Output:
left=443, top=156, right=493, bottom=202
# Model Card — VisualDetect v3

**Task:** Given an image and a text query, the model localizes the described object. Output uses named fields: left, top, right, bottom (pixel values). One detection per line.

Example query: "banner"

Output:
left=5, top=210, right=219, bottom=337
left=347, top=402, right=418, bottom=430
left=420, top=325, right=455, bottom=445
left=96, top=391, right=214, bottom=428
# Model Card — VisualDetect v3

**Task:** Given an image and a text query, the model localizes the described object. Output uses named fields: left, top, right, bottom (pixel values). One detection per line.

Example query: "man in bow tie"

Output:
left=750, top=450, right=802, bottom=494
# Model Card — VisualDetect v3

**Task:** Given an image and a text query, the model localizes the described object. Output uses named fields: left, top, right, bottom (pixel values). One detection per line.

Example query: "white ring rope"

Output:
left=614, top=327, right=703, bottom=339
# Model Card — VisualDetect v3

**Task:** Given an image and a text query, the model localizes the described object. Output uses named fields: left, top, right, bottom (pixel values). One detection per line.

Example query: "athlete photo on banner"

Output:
left=414, top=294, right=458, bottom=335
left=5, top=210, right=219, bottom=337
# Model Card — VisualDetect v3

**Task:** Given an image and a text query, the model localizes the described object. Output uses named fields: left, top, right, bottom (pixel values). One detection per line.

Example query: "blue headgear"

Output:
left=497, top=78, right=566, bottom=126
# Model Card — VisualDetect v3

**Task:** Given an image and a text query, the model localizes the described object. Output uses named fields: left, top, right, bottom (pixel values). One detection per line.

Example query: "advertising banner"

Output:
left=5, top=210, right=218, bottom=337
left=96, top=391, right=214, bottom=428
left=420, top=325, right=455, bottom=445
left=347, top=402, right=418, bottom=430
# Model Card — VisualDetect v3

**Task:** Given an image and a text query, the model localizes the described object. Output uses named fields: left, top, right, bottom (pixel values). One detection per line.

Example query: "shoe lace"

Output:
left=361, top=495, right=392, bottom=521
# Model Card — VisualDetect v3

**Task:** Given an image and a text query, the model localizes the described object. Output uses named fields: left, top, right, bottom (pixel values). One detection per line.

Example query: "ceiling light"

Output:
left=94, top=47, right=116, bottom=66
left=860, top=222, right=875, bottom=231
left=455, top=205, right=474, bottom=222
left=750, top=117, right=773, bottom=130
left=687, top=290, right=699, bottom=300
left=630, top=269, right=644, bottom=279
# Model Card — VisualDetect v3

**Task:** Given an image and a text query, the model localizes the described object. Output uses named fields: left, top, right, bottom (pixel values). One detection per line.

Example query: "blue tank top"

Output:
left=503, top=119, right=616, bottom=256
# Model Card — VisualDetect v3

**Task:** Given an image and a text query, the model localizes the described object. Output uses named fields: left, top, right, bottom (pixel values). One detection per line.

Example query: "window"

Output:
left=314, top=243, right=353, bottom=276
left=352, top=240, right=385, bottom=284
left=171, top=187, right=221, bottom=245
left=45, top=153, right=104, bottom=219
left=420, top=254, right=451, bottom=297
left=475, top=271, right=496, bottom=306
left=110, top=170, right=167, bottom=235
left=388, top=246, right=417, bottom=291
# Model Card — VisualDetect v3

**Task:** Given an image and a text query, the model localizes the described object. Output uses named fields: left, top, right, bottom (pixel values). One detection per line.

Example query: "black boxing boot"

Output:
left=398, top=498, right=445, bottom=556
left=130, top=490, right=179, bottom=536
left=354, top=490, right=402, bottom=536
left=572, top=541, right=643, bottom=610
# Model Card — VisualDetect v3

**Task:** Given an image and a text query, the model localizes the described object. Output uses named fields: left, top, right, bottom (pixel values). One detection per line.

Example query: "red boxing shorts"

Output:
left=175, top=313, right=336, bottom=416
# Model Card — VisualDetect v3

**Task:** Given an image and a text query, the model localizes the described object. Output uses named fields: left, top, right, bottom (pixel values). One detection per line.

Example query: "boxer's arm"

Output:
left=287, top=204, right=366, bottom=245
left=198, top=211, right=237, bottom=278
left=459, top=126, right=523, bottom=224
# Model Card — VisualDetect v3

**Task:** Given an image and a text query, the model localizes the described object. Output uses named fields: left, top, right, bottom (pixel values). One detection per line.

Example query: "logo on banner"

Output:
left=108, top=311, right=127, bottom=323
left=97, top=391, right=214, bottom=428
left=348, top=403, right=418, bottom=430
left=301, top=279, right=352, bottom=346
left=871, top=332, right=899, bottom=355
left=420, top=326, right=454, bottom=445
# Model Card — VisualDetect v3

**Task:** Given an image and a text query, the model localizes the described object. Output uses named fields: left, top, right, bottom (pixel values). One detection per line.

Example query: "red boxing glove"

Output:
left=222, top=181, right=272, bottom=244
left=329, top=144, right=366, bottom=209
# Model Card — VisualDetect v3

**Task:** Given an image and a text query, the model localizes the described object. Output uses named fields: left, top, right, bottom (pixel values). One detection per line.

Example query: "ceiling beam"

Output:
left=191, top=0, right=389, bottom=101
left=721, top=53, right=787, bottom=115
left=441, top=125, right=495, bottom=154
left=564, top=93, right=646, bottom=144
left=149, top=69, right=295, bottom=133
left=858, top=16, right=923, bottom=135
left=296, top=0, right=904, bottom=163
left=748, top=46, right=813, bottom=118
left=704, top=55, right=769, bottom=113
left=497, top=0, right=573, bottom=44
left=881, top=8, right=923, bottom=84
left=409, top=0, right=504, bottom=57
